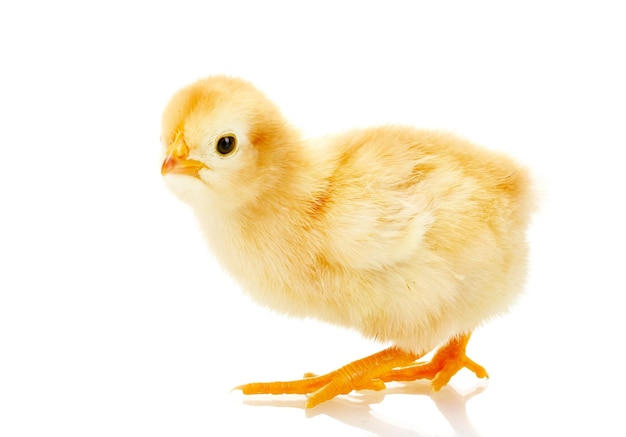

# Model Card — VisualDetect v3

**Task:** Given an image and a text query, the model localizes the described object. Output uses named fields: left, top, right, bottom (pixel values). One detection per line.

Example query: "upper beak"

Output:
left=161, top=136, right=208, bottom=178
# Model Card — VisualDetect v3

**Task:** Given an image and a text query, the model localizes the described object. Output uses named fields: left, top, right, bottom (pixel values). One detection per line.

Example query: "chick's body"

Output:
left=161, top=76, right=534, bottom=405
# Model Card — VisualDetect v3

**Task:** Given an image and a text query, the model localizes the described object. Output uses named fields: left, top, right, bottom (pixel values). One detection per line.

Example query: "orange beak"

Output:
left=161, top=133, right=208, bottom=178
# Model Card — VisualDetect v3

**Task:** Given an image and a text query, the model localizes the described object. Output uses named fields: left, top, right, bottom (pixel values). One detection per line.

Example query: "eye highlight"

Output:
left=216, top=135, right=237, bottom=156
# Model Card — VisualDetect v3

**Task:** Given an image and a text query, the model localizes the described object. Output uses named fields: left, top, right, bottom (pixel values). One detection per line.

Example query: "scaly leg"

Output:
left=378, top=333, right=488, bottom=390
left=236, top=347, right=421, bottom=408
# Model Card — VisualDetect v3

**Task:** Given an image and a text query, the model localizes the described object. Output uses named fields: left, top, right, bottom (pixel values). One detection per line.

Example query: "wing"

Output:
left=312, top=143, right=436, bottom=271
left=307, top=126, right=476, bottom=271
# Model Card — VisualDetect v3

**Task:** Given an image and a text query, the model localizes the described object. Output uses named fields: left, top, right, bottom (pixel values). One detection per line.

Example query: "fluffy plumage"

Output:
left=161, top=75, right=535, bottom=406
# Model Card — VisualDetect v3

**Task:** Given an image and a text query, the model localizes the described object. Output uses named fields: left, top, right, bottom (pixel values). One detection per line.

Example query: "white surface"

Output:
left=1, top=1, right=624, bottom=436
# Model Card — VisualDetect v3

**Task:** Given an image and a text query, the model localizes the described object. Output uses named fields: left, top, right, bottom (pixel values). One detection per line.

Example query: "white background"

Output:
left=1, top=1, right=624, bottom=436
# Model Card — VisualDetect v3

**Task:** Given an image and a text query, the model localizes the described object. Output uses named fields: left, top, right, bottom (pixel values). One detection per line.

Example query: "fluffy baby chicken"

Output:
left=161, top=76, right=534, bottom=408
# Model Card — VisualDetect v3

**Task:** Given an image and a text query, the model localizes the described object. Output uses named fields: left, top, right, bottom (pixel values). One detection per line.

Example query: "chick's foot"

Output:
left=378, top=333, right=488, bottom=391
left=235, top=347, right=421, bottom=408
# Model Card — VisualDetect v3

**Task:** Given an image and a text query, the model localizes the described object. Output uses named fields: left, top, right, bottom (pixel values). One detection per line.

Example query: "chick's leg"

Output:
left=378, top=332, right=488, bottom=391
left=236, top=347, right=421, bottom=408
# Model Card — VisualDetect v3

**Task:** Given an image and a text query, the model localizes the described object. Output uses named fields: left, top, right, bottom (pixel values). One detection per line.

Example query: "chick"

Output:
left=160, top=76, right=535, bottom=408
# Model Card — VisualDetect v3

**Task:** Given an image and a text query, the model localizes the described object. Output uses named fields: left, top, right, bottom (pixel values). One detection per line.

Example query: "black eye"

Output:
left=216, top=135, right=236, bottom=156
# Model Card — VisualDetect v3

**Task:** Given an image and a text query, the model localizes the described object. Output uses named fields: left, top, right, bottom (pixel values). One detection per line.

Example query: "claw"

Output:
left=235, top=347, right=419, bottom=408
left=379, top=333, right=489, bottom=391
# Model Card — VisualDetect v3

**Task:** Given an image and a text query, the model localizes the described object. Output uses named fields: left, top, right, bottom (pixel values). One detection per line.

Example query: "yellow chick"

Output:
left=160, top=76, right=535, bottom=408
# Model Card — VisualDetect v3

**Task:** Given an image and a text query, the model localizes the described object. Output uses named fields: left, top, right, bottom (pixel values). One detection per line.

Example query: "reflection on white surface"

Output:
left=1, top=1, right=625, bottom=436
left=239, top=381, right=485, bottom=437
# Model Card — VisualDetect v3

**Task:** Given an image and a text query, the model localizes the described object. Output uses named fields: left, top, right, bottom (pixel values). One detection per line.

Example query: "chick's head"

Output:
left=161, top=76, right=298, bottom=211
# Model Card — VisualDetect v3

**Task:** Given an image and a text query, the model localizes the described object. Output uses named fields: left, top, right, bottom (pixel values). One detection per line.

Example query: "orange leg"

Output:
left=378, top=333, right=488, bottom=390
left=235, top=332, right=488, bottom=408
left=236, top=347, right=421, bottom=408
